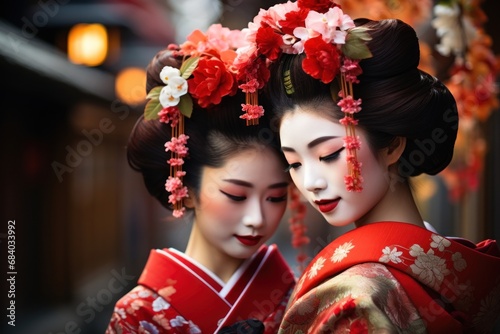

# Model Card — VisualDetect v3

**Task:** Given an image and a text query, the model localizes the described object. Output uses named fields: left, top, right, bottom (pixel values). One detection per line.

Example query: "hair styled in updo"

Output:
left=128, top=49, right=285, bottom=210
left=266, top=18, right=458, bottom=178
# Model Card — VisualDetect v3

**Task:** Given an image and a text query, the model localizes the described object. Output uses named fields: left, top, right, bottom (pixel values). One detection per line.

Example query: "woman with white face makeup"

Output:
left=106, top=25, right=295, bottom=334
left=280, top=108, right=406, bottom=229
left=235, top=2, right=500, bottom=333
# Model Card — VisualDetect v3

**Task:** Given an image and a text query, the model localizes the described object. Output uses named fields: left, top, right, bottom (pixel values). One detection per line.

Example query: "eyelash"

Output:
left=220, top=191, right=287, bottom=203
left=285, top=147, right=345, bottom=171
left=319, top=147, right=345, bottom=162
left=284, top=163, right=300, bottom=172
left=268, top=194, right=288, bottom=203
left=220, top=190, right=245, bottom=202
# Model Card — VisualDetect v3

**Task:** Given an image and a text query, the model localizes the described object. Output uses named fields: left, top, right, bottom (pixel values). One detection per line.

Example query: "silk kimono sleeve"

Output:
left=106, top=285, right=199, bottom=333
left=279, top=262, right=426, bottom=333
left=279, top=222, right=500, bottom=334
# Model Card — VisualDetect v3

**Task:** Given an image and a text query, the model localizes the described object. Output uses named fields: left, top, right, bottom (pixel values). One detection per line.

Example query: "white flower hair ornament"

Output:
left=145, top=59, right=197, bottom=218
left=144, top=24, right=244, bottom=217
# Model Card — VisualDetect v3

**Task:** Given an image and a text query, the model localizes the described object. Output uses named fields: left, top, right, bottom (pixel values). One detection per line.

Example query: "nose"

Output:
left=304, top=168, right=327, bottom=193
left=242, top=198, right=265, bottom=230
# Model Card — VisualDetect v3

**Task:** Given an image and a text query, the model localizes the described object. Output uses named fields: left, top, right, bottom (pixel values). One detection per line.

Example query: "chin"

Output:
left=232, top=247, right=258, bottom=260
left=323, top=215, right=353, bottom=228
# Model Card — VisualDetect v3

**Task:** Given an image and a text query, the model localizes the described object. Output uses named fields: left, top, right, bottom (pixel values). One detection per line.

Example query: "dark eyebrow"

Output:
left=268, top=181, right=290, bottom=189
left=281, top=136, right=339, bottom=152
left=222, top=179, right=290, bottom=189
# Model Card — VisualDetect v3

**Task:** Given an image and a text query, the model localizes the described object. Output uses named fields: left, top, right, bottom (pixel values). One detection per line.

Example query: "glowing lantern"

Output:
left=115, top=67, right=147, bottom=105
left=68, top=23, right=108, bottom=66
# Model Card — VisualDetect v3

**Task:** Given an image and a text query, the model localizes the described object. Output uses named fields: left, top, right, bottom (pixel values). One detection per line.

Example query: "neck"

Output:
left=355, top=172, right=424, bottom=229
left=184, top=224, right=243, bottom=283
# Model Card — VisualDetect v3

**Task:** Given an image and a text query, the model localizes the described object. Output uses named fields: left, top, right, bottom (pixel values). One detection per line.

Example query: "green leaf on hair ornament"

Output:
left=180, top=56, right=199, bottom=79
left=342, top=27, right=373, bottom=60
left=283, top=70, right=295, bottom=95
left=178, top=94, right=193, bottom=118
left=437, top=0, right=454, bottom=6
left=144, top=56, right=198, bottom=121
left=144, top=86, right=163, bottom=120
left=146, top=85, right=162, bottom=101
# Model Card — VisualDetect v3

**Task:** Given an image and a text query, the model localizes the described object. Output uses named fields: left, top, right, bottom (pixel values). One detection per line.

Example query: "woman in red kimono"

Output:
left=106, top=24, right=295, bottom=334
left=234, top=1, right=500, bottom=333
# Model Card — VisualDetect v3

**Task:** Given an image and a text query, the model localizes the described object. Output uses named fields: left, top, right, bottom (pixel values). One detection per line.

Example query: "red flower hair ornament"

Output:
left=144, top=24, right=244, bottom=218
left=234, top=0, right=372, bottom=192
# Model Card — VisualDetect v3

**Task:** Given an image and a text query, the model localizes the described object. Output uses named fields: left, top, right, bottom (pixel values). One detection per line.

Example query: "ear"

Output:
left=183, top=189, right=196, bottom=209
left=383, top=137, right=406, bottom=167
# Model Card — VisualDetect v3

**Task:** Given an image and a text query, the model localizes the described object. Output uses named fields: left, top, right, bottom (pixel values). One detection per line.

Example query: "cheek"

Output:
left=265, top=203, right=287, bottom=232
left=289, top=172, right=309, bottom=198
left=289, top=172, right=301, bottom=189
left=358, top=151, right=389, bottom=195
left=199, top=192, right=235, bottom=222
left=205, top=198, right=226, bottom=214
left=273, top=203, right=288, bottom=220
left=320, top=161, right=349, bottom=191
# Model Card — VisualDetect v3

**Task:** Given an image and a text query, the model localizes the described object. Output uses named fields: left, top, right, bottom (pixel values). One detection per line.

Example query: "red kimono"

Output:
left=107, top=244, right=295, bottom=333
left=279, top=222, right=500, bottom=334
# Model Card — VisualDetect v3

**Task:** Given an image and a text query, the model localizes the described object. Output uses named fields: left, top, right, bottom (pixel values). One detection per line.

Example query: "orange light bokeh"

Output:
left=115, top=67, right=147, bottom=105
left=68, top=23, right=108, bottom=67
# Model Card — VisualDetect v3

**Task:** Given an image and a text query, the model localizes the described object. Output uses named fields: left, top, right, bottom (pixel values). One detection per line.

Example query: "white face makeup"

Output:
left=280, top=107, right=391, bottom=227
left=191, top=146, right=289, bottom=262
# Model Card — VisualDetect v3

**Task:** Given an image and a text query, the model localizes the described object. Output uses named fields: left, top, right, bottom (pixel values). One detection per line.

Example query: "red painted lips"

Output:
left=235, top=235, right=262, bottom=246
left=314, top=199, right=339, bottom=213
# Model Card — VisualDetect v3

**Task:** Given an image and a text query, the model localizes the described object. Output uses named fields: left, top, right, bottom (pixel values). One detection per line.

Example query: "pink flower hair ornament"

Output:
left=234, top=0, right=373, bottom=192
left=144, top=24, right=245, bottom=217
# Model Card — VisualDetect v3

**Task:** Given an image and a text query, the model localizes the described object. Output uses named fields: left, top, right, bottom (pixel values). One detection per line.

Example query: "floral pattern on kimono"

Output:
left=107, top=286, right=201, bottom=334
left=280, top=222, right=500, bottom=334
left=279, top=262, right=427, bottom=333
